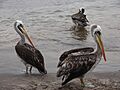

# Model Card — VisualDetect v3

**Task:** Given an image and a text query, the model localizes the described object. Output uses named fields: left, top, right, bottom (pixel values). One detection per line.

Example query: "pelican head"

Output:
left=14, top=20, right=35, bottom=47
left=90, top=24, right=106, bottom=62
left=79, top=8, right=85, bottom=14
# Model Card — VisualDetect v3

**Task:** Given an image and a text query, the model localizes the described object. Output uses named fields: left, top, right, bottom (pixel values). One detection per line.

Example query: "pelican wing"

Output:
left=57, top=53, right=97, bottom=78
left=58, top=47, right=94, bottom=67
left=15, top=43, right=46, bottom=73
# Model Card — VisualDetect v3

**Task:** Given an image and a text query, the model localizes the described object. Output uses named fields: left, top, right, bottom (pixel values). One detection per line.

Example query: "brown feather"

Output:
left=15, top=42, right=47, bottom=74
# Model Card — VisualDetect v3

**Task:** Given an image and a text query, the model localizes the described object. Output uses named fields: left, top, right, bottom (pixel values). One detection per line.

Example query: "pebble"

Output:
left=99, top=79, right=110, bottom=85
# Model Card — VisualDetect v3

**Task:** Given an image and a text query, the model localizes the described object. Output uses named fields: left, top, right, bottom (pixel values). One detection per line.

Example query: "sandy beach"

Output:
left=0, top=71, right=120, bottom=90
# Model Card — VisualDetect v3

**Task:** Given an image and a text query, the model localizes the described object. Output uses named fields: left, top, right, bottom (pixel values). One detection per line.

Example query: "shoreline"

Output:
left=0, top=47, right=120, bottom=74
left=0, top=71, right=120, bottom=90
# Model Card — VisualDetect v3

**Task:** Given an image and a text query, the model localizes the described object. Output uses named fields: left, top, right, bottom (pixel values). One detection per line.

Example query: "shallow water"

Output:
left=0, top=0, right=120, bottom=74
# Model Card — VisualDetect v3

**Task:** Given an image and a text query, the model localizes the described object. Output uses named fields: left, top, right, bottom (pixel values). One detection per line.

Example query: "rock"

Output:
left=99, top=79, right=111, bottom=85
left=37, top=82, right=49, bottom=89
left=85, top=82, right=95, bottom=88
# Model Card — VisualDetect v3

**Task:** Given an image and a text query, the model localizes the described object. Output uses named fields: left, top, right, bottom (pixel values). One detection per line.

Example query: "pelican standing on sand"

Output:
left=57, top=24, right=106, bottom=87
left=14, top=20, right=47, bottom=74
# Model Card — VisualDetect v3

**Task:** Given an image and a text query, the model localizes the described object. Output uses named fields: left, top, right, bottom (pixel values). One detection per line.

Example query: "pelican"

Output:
left=71, top=8, right=89, bottom=28
left=57, top=24, right=106, bottom=87
left=14, top=20, right=47, bottom=74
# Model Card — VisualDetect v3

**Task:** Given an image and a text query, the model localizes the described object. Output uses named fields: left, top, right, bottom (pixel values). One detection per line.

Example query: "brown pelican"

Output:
left=14, top=20, right=47, bottom=74
left=71, top=8, right=89, bottom=28
left=57, top=24, right=106, bottom=87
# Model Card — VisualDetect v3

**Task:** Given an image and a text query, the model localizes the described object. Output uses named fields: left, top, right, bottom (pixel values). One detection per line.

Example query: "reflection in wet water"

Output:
left=70, top=25, right=89, bottom=41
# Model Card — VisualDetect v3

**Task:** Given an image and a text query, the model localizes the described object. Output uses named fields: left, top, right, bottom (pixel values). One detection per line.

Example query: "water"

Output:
left=0, top=0, right=120, bottom=74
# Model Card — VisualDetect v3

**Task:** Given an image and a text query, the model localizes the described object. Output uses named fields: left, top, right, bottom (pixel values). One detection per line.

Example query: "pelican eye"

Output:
left=95, top=31, right=101, bottom=35
left=18, top=24, right=24, bottom=33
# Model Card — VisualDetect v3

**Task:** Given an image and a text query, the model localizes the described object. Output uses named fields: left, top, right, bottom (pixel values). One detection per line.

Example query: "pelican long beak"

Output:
left=20, top=26, right=35, bottom=48
left=96, top=34, right=106, bottom=62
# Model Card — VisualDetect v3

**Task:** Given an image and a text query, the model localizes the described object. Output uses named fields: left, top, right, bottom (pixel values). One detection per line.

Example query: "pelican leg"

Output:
left=62, top=75, right=65, bottom=81
left=80, top=78, right=85, bottom=87
left=26, top=66, right=29, bottom=74
left=29, top=66, right=32, bottom=74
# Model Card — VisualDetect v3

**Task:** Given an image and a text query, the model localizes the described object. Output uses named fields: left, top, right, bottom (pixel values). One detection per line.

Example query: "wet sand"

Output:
left=0, top=71, right=120, bottom=90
